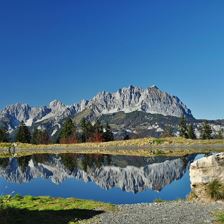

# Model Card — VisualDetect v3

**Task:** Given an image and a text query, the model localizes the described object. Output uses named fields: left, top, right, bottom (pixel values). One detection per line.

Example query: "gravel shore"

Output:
left=98, top=201, right=224, bottom=224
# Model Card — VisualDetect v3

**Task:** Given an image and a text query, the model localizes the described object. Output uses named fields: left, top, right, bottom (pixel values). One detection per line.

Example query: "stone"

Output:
left=190, top=153, right=224, bottom=200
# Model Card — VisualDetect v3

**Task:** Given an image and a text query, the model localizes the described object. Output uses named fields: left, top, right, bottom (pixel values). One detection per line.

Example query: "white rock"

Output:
left=190, top=153, right=224, bottom=185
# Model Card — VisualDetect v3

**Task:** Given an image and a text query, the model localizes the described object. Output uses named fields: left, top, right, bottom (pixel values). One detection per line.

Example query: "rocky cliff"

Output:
left=190, top=153, right=224, bottom=200
left=0, top=85, right=193, bottom=136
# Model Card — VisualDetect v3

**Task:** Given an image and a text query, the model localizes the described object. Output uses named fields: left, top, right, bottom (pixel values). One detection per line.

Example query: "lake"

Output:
left=0, top=153, right=205, bottom=204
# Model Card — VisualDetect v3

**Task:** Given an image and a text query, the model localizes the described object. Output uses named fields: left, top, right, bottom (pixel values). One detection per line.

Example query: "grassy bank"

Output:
left=0, top=137, right=224, bottom=158
left=0, top=195, right=114, bottom=224
left=0, top=195, right=223, bottom=224
left=216, top=212, right=224, bottom=223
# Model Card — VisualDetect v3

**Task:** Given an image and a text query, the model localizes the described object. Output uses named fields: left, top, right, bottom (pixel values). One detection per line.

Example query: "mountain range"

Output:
left=0, top=85, right=223, bottom=140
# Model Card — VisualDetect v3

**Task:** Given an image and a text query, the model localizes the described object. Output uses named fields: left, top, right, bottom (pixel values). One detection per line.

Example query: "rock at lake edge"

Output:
left=190, top=153, right=224, bottom=201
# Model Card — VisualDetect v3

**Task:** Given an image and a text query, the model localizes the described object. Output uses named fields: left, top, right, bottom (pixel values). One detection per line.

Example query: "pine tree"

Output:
left=16, top=121, right=31, bottom=143
left=80, top=118, right=94, bottom=142
left=187, top=124, right=196, bottom=139
left=80, top=119, right=114, bottom=142
left=179, top=115, right=188, bottom=138
left=80, top=118, right=88, bottom=142
left=32, top=129, right=50, bottom=144
left=200, top=121, right=212, bottom=139
left=0, top=128, right=8, bottom=142
left=32, top=129, right=39, bottom=144
left=59, top=118, right=77, bottom=144
left=103, top=123, right=114, bottom=142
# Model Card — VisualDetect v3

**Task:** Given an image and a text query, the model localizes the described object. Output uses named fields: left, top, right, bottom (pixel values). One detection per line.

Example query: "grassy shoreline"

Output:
left=0, top=137, right=224, bottom=158
left=0, top=195, right=114, bottom=224
left=0, top=195, right=223, bottom=224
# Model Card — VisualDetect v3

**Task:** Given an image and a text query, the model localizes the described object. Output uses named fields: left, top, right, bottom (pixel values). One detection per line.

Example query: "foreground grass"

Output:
left=0, top=195, right=223, bottom=224
left=0, top=137, right=224, bottom=158
left=215, top=212, right=224, bottom=223
left=208, top=180, right=224, bottom=201
left=0, top=195, right=114, bottom=224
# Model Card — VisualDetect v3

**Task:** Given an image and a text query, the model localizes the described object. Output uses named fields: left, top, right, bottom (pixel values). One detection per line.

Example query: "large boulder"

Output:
left=190, top=153, right=224, bottom=201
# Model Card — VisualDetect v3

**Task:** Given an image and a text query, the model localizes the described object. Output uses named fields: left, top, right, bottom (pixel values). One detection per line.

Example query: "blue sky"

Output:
left=0, top=0, right=224, bottom=119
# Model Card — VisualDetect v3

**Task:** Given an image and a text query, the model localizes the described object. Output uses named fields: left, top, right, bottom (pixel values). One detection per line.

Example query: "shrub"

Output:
left=208, top=180, right=224, bottom=200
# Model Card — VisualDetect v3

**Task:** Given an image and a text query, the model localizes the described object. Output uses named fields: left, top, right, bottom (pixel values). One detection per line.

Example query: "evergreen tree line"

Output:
left=179, top=116, right=197, bottom=139
left=178, top=116, right=223, bottom=140
left=0, top=118, right=114, bottom=144
left=16, top=121, right=50, bottom=144
left=58, top=118, right=114, bottom=144
left=0, top=116, right=223, bottom=143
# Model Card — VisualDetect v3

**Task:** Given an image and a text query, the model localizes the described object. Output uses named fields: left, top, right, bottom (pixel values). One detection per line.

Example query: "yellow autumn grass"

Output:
left=0, top=137, right=224, bottom=158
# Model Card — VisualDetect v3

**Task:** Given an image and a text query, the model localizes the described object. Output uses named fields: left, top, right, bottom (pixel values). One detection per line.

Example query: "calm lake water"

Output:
left=0, top=153, right=205, bottom=204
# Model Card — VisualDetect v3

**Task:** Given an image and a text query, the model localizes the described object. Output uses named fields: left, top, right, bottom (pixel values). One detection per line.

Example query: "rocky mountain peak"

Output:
left=49, top=100, right=66, bottom=111
left=0, top=85, right=195, bottom=135
left=4, top=103, right=30, bottom=112
left=83, top=85, right=192, bottom=117
left=1, top=103, right=31, bottom=122
left=150, top=85, right=159, bottom=89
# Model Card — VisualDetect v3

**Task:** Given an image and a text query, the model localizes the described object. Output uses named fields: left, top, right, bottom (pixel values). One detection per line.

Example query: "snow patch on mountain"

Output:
left=25, top=118, right=33, bottom=127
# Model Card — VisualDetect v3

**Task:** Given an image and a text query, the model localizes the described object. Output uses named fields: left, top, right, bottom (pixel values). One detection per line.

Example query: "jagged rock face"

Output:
left=0, top=85, right=193, bottom=136
left=0, top=103, right=50, bottom=131
left=35, top=100, right=76, bottom=124
left=0, top=154, right=195, bottom=193
left=190, top=153, right=224, bottom=200
left=0, top=101, right=77, bottom=134
left=83, top=86, right=192, bottom=117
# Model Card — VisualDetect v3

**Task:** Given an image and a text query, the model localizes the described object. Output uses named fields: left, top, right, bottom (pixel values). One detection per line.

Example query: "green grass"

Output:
left=0, top=195, right=114, bottom=224
left=153, top=198, right=183, bottom=203
left=152, top=139, right=165, bottom=145
left=153, top=198, right=166, bottom=203
left=208, top=180, right=224, bottom=200
left=215, top=212, right=224, bottom=223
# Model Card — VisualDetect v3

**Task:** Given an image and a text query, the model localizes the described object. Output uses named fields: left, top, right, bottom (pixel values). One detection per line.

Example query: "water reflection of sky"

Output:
left=0, top=154, right=204, bottom=204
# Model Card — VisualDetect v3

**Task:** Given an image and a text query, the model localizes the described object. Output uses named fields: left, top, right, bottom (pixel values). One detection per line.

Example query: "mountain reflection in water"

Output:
left=0, top=153, right=196, bottom=193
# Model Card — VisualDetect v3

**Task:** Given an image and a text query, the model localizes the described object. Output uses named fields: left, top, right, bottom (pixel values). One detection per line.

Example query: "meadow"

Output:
left=0, top=137, right=224, bottom=158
